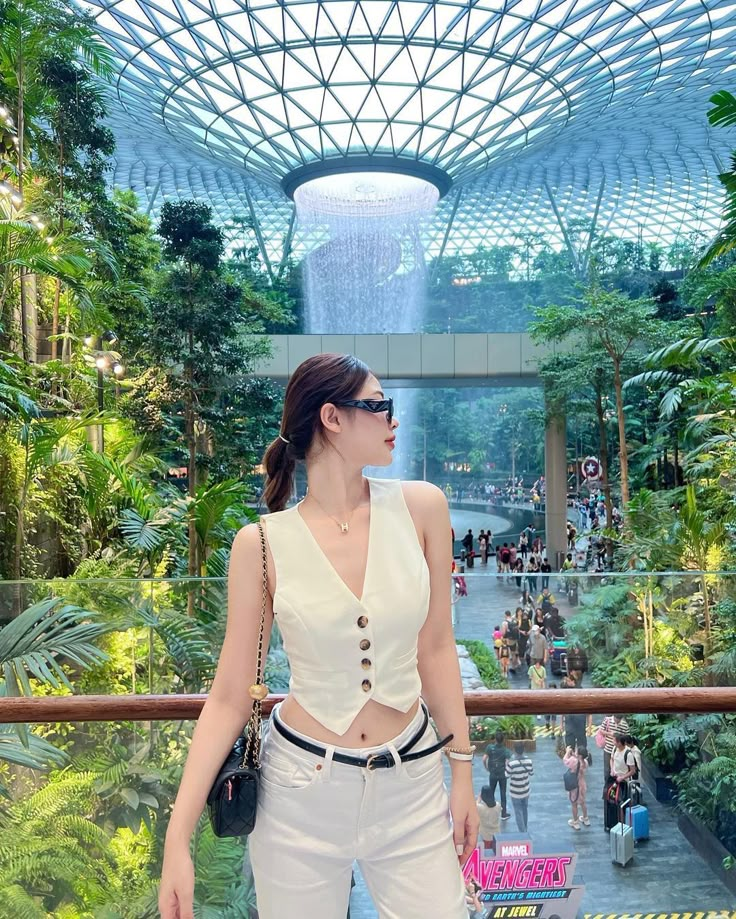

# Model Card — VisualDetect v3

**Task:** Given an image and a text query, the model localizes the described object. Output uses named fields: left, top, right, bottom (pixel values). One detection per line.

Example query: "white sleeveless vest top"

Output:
left=262, top=477, right=431, bottom=734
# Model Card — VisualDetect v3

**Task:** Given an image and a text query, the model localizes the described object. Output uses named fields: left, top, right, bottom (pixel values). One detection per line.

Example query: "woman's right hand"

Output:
left=159, top=845, right=195, bottom=919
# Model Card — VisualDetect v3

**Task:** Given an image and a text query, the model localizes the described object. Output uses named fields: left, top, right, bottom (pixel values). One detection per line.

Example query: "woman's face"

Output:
left=328, top=373, right=399, bottom=467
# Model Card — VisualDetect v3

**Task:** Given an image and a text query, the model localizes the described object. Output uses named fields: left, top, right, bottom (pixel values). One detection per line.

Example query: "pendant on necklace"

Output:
left=340, top=522, right=349, bottom=533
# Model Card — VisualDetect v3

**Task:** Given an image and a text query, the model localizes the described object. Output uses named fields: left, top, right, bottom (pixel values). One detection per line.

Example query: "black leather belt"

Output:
left=272, top=703, right=453, bottom=771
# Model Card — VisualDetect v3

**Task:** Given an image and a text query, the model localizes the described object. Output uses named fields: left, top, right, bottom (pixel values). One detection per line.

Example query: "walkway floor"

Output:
left=348, top=570, right=735, bottom=917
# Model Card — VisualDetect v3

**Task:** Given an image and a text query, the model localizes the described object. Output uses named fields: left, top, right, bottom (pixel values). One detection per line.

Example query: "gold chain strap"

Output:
left=242, top=521, right=269, bottom=769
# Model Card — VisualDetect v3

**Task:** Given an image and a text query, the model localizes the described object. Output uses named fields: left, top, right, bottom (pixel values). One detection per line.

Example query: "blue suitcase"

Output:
left=628, top=804, right=649, bottom=841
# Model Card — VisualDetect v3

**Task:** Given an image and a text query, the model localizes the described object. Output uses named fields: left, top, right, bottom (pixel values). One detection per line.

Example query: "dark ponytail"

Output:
left=262, top=436, right=297, bottom=514
left=261, top=353, right=371, bottom=512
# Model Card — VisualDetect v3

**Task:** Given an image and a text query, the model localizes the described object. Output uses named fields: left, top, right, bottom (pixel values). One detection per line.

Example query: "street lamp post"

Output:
left=85, top=331, right=124, bottom=454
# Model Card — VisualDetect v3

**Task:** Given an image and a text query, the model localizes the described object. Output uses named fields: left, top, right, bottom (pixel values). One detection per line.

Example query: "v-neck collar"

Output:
left=292, top=477, right=374, bottom=605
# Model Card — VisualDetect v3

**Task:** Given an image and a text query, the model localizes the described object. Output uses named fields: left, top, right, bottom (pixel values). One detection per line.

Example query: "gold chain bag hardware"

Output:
left=206, top=521, right=269, bottom=837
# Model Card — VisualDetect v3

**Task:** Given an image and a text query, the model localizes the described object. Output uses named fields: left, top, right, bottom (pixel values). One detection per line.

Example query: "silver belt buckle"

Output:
left=365, top=753, right=380, bottom=771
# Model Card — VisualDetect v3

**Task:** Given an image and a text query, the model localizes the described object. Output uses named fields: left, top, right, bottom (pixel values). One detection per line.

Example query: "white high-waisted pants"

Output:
left=248, top=701, right=467, bottom=918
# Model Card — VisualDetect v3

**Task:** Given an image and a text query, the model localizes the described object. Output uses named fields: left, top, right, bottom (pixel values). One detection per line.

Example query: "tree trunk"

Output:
left=701, top=574, right=712, bottom=651
left=186, top=330, right=197, bottom=616
left=612, top=360, right=630, bottom=507
left=17, top=20, right=29, bottom=363
left=594, top=390, right=614, bottom=564
left=52, top=131, right=64, bottom=363
left=61, top=310, right=72, bottom=364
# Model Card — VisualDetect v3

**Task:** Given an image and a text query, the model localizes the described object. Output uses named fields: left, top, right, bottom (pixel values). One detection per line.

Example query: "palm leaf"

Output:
left=0, top=597, right=109, bottom=695
left=707, top=89, right=736, bottom=128
left=118, top=508, right=169, bottom=553
left=0, top=725, right=68, bottom=777
left=645, top=337, right=734, bottom=368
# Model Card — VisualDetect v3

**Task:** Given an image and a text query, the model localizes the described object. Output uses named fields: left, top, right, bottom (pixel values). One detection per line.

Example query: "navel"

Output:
left=361, top=732, right=367, bottom=741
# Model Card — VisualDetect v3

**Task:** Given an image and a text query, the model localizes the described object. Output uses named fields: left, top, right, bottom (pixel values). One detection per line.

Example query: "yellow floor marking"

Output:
left=582, top=911, right=736, bottom=919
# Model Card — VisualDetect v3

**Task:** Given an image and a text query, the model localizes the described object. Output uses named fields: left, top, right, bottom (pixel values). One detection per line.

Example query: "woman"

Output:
left=159, top=354, right=477, bottom=919
left=526, top=555, right=539, bottom=596
left=516, top=606, right=531, bottom=665
left=476, top=784, right=501, bottom=850
left=478, top=529, right=489, bottom=565
left=513, top=557, right=524, bottom=591
left=563, top=745, right=591, bottom=830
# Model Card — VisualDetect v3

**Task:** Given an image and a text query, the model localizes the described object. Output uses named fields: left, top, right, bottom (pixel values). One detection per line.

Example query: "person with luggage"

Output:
left=622, top=736, right=649, bottom=841
left=623, top=734, right=644, bottom=804
left=563, top=745, right=591, bottom=830
left=598, top=714, right=630, bottom=782
left=505, top=743, right=534, bottom=833
left=483, top=732, right=511, bottom=821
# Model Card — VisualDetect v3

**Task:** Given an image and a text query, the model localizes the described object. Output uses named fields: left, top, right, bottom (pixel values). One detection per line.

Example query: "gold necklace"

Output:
left=306, top=489, right=364, bottom=534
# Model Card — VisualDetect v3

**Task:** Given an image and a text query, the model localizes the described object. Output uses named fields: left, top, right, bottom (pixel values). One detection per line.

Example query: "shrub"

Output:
left=456, top=638, right=508, bottom=690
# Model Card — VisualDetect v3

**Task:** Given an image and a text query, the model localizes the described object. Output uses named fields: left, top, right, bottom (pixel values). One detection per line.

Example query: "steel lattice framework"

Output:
left=84, top=0, right=736, bottom=269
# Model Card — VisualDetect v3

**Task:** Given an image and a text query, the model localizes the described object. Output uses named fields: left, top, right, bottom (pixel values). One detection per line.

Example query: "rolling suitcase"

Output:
left=611, top=798, right=634, bottom=867
left=628, top=803, right=649, bottom=841
left=604, top=797, right=619, bottom=831
left=603, top=779, right=621, bottom=831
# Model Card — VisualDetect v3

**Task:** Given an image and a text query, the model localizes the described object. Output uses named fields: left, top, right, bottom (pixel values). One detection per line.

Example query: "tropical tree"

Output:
left=699, top=90, right=736, bottom=267
left=535, top=350, right=617, bottom=534
left=150, top=201, right=284, bottom=594
left=0, top=0, right=114, bottom=360
left=530, top=282, right=666, bottom=507
left=8, top=408, right=104, bottom=583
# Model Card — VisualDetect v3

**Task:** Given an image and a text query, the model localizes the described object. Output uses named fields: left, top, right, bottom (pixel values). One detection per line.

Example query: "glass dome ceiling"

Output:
left=85, top=0, right=736, bottom=266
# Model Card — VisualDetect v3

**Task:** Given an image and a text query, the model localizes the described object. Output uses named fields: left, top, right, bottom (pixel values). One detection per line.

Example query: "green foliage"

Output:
left=675, top=716, right=736, bottom=856
left=700, top=92, right=736, bottom=266
left=455, top=639, right=508, bottom=690
left=630, top=714, right=701, bottom=773
left=0, top=770, right=116, bottom=915
left=470, top=715, right=535, bottom=741
left=0, top=596, right=109, bottom=696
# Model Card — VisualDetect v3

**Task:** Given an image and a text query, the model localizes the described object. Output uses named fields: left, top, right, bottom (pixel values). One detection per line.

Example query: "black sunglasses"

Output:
left=335, top=398, right=394, bottom=424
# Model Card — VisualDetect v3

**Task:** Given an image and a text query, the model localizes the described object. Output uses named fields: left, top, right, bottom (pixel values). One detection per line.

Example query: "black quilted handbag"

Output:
left=207, top=521, right=269, bottom=837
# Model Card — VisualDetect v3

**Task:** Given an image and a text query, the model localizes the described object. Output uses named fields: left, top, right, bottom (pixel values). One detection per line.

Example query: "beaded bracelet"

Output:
left=444, top=745, right=475, bottom=761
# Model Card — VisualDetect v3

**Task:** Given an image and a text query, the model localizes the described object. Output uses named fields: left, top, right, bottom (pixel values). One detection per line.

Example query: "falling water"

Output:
left=294, top=172, right=439, bottom=478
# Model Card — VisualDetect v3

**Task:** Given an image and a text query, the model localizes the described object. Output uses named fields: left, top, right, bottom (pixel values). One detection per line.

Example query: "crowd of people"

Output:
left=462, top=569, right=645, bottom=917
left=465, top=713, right=646, bottom=917
left=444, top=476, right=545, bottom=507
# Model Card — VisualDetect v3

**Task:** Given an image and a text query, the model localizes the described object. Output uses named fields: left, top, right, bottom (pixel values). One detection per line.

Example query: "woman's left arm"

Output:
left=405, top=481, right=479, bottom=867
